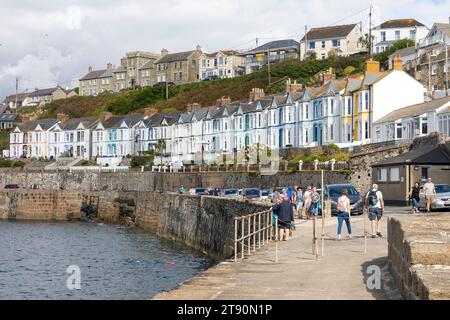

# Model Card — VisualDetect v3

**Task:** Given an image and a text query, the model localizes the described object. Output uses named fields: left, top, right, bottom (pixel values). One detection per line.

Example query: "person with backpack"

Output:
left=272, top=195, right=294, bottom=241
left=365, top=184, right=384, bottom=238
left=308, top=187, right=320, bottom=219
left=336, top=188, right=352, bottom=240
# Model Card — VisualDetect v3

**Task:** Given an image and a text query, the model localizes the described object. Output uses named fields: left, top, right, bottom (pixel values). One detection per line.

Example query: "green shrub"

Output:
left=0, top=159, right=12, bottom=167
left=130, top=155, right=153, bottom=168
left=12, top=160, right=25, bottom=167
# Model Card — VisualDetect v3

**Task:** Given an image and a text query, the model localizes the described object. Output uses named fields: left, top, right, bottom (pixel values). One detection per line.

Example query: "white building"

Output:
left=372, top=19, right=428, bottom=53
left=374, top=96, right=450, bottom=142
left=199, top=50, right=245, bottom=80
left=300, top=24, right=365, bottom=60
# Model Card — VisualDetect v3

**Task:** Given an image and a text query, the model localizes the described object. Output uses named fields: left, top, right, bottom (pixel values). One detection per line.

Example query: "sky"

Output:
left=0, top=0, right=449, bottom=100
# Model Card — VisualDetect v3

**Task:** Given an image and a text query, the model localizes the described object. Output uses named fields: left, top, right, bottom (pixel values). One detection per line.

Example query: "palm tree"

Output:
left=156, top=139, right=166, bottom=165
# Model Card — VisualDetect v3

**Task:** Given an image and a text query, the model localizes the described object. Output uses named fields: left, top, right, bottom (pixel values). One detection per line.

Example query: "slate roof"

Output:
left=377, top=19, right=425, bottom=29
left=434, top=23, right=450, bottom=38
left=17, top=119, right=58, bottom=131
left=301, top=24, right=357, bottom=41
left=29, top=87, right=61, bottom=98
left=0, top=114, right=20, bottom=122
left=244, top=39, right=300, bottom=54
left=4, top=92, right=30, bottom=103
left=97, top=114, right=147, bottom=129
left=372, top=142, right=450, bottom=166
left=388, top=46, right=416, bottom=59
left=155, top=51, right=196, bottom=64
left=375, top=96, right=450, bottom=124
left=0, top=104, right=10, bottom=114
left=139, top=60, right=155, bottom=70
left=59, top=117, right=98, bottom=130
left=79, top=69, right=113, bottom=81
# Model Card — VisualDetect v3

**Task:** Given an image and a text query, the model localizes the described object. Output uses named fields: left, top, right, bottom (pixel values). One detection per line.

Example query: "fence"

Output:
left=69, top=166, right=130, bottom=173
left=233, top=209, right=272, bottom=262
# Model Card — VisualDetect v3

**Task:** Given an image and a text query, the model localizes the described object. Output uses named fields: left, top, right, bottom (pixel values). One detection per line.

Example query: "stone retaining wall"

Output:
left=387, top=214, right=450, bottom=299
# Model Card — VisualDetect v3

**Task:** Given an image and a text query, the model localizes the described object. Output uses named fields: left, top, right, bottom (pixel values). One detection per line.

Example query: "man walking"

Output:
left=365, top=184, right=384, bottom=238
left=273, top=195, right=294, bottom=241
left=422, top=177, right=436, bottom=213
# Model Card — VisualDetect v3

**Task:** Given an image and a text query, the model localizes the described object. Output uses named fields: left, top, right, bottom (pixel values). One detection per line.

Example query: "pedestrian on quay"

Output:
left=336, top=188, right=352, bottom=240
left=271, top=195, right=281, bottom=240
left=179, top=184, right=185, bottom=194
left=272, top=187, right=280, bottom=204
left=422, top=177, right=436, bottom=213
left=303, top=186, right=312, bottom=219
left=272, top=195, right=294, bottom=241
left=308, top=187, right=320, bottom=219
left=409, top=181, right=421, bottom=214
left=294, top=186, right=303, bottom=219
left=281, top=187, right=289, bottom=202
left=365, top=184, right=384, bottom=238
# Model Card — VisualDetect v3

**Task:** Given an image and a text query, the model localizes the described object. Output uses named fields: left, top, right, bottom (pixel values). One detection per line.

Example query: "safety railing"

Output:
left=233, top=209, right=272, bottom=262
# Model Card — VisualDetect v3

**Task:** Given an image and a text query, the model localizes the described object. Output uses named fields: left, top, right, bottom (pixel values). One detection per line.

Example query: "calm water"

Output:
left=0, top=221, right=214, bottom=299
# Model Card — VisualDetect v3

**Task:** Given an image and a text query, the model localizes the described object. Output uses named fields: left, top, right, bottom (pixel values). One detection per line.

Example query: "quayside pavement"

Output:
left=154, top=209, right=407, bottom=300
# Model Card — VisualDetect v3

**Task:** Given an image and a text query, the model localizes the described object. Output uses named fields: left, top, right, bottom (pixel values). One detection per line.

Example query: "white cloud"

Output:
left=0, top=0, right=449, bottom=99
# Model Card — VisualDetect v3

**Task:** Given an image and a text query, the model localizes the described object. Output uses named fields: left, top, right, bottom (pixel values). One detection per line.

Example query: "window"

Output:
left=438, top=114, right=450, bottom=137
left=309, top=41, right=315, bottom=49
left=305, top=129, right=309, bottom=144
left=347, top=97, right=352, bottom=115
left=431, top=63, right=438, bottom=75
left=390, top=167, right=400, bottom=182
left=201, top=59, right=206, bottom=68
left=409, top=29, right=416, bottom=40
left=378, top=168, right=387, bottom=182
left=396, top=123, right=402, bottom=139
left=321, top=54, right=325, bottom=60
left=395, top=30, right=400, bottom=40
left=364, top=92, right=369, bottom=110
left=364, top=121, right=369, bottom=139
left=421, top=119, right=428, bottom=135
left=332, top=39, right=340, bottom=47
left=421, top=167, right=428, bottom=180
left=330, top=124, right=334, bottom=140
left=381, top=31, right=386, bottom=42
left=321, top=41, right=325, bottom=48
left=218, top=57, right=224, bottom=65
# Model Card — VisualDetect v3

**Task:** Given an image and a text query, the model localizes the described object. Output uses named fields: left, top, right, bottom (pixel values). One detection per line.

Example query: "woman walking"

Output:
left=409, top=182, right=421, bottom=214
left=337, top=189, right=352, bottom=240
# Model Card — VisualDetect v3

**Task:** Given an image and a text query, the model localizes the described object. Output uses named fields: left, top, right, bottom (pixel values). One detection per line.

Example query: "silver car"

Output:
left=418, top=184, right=450, bottom=211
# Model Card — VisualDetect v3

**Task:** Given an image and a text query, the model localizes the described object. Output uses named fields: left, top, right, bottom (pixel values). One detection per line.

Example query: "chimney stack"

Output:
left=107, top=63, right=112, bottom=70
left=285, top=78, right=303, bottom=93
left=88, top=65, right=93, bottom=72
left=196, top=44, right=202, bottom=52
left=186, top=102, right=201, bottom=112
left=365, top=59, right=380, bottom=73
left=322, top=67, right=336, bottom=85
left=249, top=88, right=265, bottom=102
left=392, top=54, right=404, bottom=71
left=161, top=48, right=169, bottom=57
left=56, top=113, right=70, bottom=123
left=143, top=107, right=158, bottom=117
left=216, top=96, right=231, bottom=107
left=99, top=111, right=113, bottom=122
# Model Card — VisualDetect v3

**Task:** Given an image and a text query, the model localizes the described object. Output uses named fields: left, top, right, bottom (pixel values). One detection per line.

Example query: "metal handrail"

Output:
left=233, top=209, right=272, bottom=262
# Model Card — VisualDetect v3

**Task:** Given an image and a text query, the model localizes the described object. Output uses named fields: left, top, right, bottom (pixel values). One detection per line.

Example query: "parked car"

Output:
left=4, top=183, right=24, bottom=189
left=322, top=184, right=364, bottom=215
left=189, top=187, right=207, bottom=195
left=153, top=81, right=175, bottom=87
left=418, top=184, right=450, bottom=211
left=222, top=188, right=239, bottom=197
left=202, top=75, right=220, bottom=81
left=242, top=188, right=260, bottom=200
left=260, top=189, right=271, bottom=200
left=207, top=187, right=221, bottom=196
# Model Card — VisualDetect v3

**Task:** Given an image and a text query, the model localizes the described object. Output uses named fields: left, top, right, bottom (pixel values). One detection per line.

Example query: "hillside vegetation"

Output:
left=33, top=40, right=413, bottom=120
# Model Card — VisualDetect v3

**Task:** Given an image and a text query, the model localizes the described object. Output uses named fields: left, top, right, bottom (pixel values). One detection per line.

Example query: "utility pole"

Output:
left=368, top=4, right=373, bottom=58
left=165, top=63, right=168, bottom=100
left=267, top=48, right=271, bottom=86
left=14, top=76, right=18, bottom=109
left=445, top=42, right=449, bottom=96
left=256, top=37, right=258, bottom=48
left=304, top=25, right=308, bottom=59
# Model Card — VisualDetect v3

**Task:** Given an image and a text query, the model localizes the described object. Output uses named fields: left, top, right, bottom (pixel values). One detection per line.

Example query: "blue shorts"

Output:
left=368, top=207, right=382, bottom=221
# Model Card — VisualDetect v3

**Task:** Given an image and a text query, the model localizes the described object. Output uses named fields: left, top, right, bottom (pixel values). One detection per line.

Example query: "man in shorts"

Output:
left=365, top=184, right=384, bottom=238
left=422, top=177, right=436, bottom=213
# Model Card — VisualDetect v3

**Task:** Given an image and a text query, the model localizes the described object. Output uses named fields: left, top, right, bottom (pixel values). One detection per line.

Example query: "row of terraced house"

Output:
left=9, top=56, right=450, bottom=164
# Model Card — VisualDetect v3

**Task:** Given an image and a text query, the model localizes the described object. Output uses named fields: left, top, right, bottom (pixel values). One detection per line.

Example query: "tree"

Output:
left=358, top=34, right=374, bottom=51
left=156, top=139, right=166, bottom=165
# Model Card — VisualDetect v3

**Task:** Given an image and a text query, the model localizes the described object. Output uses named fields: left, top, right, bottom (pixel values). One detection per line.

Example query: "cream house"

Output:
left=199, top=50, right=245, bottom=80
left=300, top=24, right=365, bottom=60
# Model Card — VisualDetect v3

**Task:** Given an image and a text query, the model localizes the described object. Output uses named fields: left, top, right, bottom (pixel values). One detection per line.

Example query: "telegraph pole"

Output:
left=165, top=63, right=168, bottom=100
left=14, top=76, right=18, bottom=109
left=368, top=4, right=373, bottom=57
left=445, top=42, right=449, bottom=96
left=256, top=37, right=258, bottom=48
left=267, top=48, right=271, bottom=85
left=304, top=25, right=308, bottom=59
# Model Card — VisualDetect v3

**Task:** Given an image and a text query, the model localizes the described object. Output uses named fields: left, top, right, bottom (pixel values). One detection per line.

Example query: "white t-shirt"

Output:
left=337, top=196, right=350, bottom=212
left=366, top=190, right=383, bottom=209
left=423, top=182, right=435, bottom=196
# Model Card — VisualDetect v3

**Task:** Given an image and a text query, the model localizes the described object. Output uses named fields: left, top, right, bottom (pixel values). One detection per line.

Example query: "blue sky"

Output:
left=0, top=0, right=449, bottom=100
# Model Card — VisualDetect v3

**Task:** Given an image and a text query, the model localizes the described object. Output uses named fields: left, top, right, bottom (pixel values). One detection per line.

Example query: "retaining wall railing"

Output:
left=233, top=209, right=272, bottom=262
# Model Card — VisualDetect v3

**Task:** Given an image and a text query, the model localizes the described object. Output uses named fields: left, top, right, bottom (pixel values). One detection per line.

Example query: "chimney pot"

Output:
left=392, top=54, right=404, bottom=71
left=88, top=65, right=93, bottom=72
left=365, top=59, right=380, bottom=73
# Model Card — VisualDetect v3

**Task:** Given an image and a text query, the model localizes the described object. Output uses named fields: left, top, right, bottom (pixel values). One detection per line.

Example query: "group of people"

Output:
left=271, top=184, right=386, bottom=240
left=409, top=177, right=436, bottom=214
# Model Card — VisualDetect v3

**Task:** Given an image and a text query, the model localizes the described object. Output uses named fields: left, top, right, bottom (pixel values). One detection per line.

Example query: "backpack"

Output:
left=367, top=190, right=378, bottom=207
left=337, top=197, right=346, bottom=212
left=311, top=192, right=319, bottom=204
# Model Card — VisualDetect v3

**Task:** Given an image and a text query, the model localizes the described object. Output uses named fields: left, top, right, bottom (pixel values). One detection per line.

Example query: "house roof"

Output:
left=139, top=60, right=155, bottom=70
left=301, top=24, right=357, bottom=41
left=388, top=46, right=416, bottom=59
left=376, top=19, right=425, bottom=29
left=372, top=142, right=450, bottom=166
left=4, top=92, right=30, bottom=103
left=17, top=119, right=58, bottom=131
left=29, top=87, right=61, bottom=97
left=0, top=104, right=10, bottom=114
left=434, top=23, right=450, bottom=38
left=155, top=51, right=196, bottom=64
left=79, top=69, right=113, bottom=81
left=60, top=117, right=98, bottom=130
left=113, top=66, right=127, bottom=73
left=244, top=39, right=300, bottom=54
left=344, top=78, right=363, bottom=95
left=0, top=114, right=20, bottom=122
left=375, top=96, right=450, bottom=124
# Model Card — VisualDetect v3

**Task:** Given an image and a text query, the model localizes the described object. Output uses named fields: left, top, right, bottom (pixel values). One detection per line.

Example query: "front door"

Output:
left=278, top=128, right=283, bottom=148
